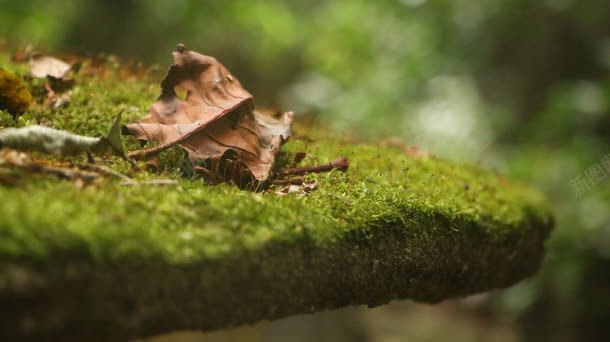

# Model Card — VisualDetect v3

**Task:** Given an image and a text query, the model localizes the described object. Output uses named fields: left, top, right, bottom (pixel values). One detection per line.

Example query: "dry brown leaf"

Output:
left=29, top=54, right=78, bottom=99
left=124, top=44, right=293, bottom=183
left=29, top=55, right=72, bottom=79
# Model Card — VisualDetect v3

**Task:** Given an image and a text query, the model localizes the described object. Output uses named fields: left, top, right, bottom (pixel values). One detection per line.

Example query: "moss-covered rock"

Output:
left=0, top=53, right=553, bottom=341
left=0, top=68, right=32, bottom=117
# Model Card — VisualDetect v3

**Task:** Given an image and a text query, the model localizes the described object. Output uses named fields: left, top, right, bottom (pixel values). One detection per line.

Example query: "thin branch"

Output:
left=82, top=163, right=138, bottom=185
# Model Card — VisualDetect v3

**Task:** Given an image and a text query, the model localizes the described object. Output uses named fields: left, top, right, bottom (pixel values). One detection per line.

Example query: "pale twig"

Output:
left=82, top=163, right=138, bottom=185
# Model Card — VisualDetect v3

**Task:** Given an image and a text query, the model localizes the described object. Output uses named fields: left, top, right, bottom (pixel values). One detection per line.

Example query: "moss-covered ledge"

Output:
left=0, top=144, right=553, bottom=341
left=0, top=53, right=553, bottom=341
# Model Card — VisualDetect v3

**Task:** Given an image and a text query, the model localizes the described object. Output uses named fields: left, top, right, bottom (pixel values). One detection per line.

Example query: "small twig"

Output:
left=82, top=163, right=138, bottom=185
left=280, top=156, right=349, bottom=176
left=127, top=142, right=174, bottom=161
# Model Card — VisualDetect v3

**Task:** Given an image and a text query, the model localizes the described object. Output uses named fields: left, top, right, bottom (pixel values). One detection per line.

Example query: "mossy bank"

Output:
left=0, top=51, right=553, bottom=341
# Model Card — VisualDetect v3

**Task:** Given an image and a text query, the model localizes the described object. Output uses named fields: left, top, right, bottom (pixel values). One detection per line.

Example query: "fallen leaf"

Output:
left=29, top=54, right=72, bottom=79
left=29, top=54, right=77, bottom=98
left=0, top=112, right=124, bottom=157
left=0, top=68, right=32, bottom=117
left=185, top=109, right=293, bottom=183
left=124, top=44, right=293, bottom=183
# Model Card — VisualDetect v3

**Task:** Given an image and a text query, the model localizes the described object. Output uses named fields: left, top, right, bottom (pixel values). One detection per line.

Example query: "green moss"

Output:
left=0, top=68, right=32, bottom=116
left=0, top=53, right=553, bottom=341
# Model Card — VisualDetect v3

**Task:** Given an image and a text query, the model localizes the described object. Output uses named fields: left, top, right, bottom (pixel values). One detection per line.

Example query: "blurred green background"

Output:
left=1, top=0, right=609, bottom=341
